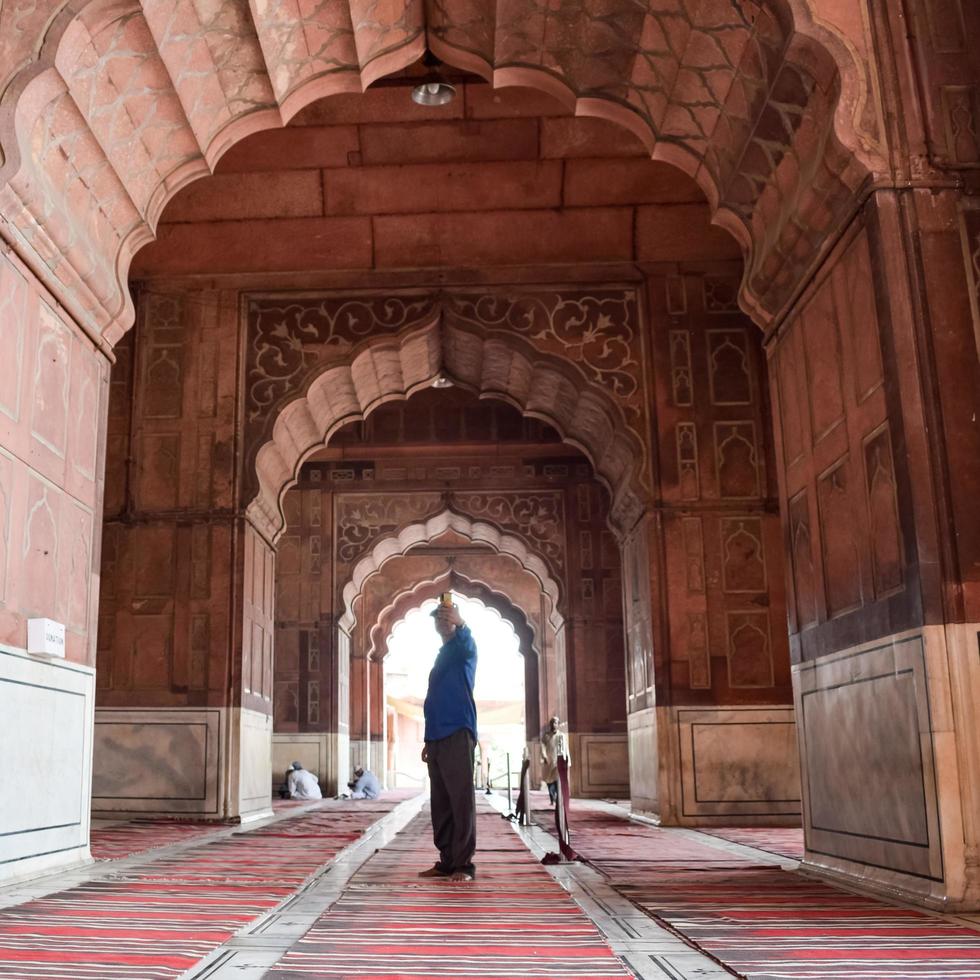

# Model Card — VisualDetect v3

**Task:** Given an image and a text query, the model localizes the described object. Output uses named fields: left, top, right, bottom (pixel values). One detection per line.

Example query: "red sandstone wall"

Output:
left=131, top=87, right=738, bottom=280
left=0, top=251, right=108, bottom=667
left=624, top=272, right=790, bottom=711
left=768, top=223, right=914, bottom=661
left=98, top=287, right=247, bottom=708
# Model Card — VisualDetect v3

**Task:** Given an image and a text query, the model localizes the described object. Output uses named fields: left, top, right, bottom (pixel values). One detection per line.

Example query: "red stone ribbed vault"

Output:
left=0, top=0, right=883, bottom=346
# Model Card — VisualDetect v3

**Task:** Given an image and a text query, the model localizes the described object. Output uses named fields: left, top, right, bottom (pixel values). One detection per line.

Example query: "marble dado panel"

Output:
left=0, top=646, right=94, bottom=884
left=93, top=707, right=273, bottom=820
left=570, top=733, right=629, bottom=798
left=674, top=706, right=800, bottom=821
left=235, top=709, right=273, bottom=822
left=627, top=707, right=659, bottom=813
left=92, top=707, right=223, bottom=816
left=794, top=633, right=944, bottom=883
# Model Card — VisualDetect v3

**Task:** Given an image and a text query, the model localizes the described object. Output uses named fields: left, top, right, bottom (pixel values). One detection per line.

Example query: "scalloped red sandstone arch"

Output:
left=338, top=509, right=564, bottom=634
left=250, top=319, right=648, bottom=541
left=0, top=0, right=883, bottom=346
left=369, top=571, right=543, bottom=665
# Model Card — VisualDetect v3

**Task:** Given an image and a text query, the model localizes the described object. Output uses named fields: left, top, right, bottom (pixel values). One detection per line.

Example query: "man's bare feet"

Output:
left=418, top=866, right=448, bottom=878
left=448, top=870, right=473, bottom=882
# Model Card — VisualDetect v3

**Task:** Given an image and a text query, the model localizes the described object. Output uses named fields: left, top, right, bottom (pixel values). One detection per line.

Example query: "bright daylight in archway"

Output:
left=384, top=595, right=526, bottom=789
left=0, top=0, right=978, bottom=977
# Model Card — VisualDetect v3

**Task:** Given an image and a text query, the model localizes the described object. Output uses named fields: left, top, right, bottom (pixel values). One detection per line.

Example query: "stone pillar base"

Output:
left=568, top=732, right=629, bottom=799
left=272, top=732, right=346, bottom=796
left=630, top=704, right=801, bottom=826
left=92, top=706, right=272, bottom=821
left=0, top=646, right=95, bottom=885
left=794, top=625, right=980, bottom=912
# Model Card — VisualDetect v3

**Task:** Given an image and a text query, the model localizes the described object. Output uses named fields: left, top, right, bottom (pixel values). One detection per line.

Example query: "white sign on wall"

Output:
left=27, top=618, right=66, bottom=658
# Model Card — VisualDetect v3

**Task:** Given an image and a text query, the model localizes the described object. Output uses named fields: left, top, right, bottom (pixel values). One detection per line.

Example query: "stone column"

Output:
left=562, top=481, right=629, bottom=798
left=767, top=187, right=980, bottom=910
left=94, top=288, right=273, bottom=822
left=369, top=655, right=386, bottom=782
left=626, top=272, right=796, bottom=826
left=0, top=249, right=108, bottom=882
left=348, top=649, right=370, bottom=778
left=756, top=0, right=980, bottom=911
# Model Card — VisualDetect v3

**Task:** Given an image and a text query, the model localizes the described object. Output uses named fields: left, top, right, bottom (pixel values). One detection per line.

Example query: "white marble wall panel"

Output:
left=0, top=646, right=94, bottom=883
left=628, top=707, right=658, bottom=813
left=795, top=630, right=952, bottom=890
left=236, top=708, right=272, bottom=821
left=675, top=706, right=800, bottom=819
left=273, top=733, right=330, bottom=792
left=571, top=733, right=629, bottom=798
left=92, top=707, right=223, bottom=816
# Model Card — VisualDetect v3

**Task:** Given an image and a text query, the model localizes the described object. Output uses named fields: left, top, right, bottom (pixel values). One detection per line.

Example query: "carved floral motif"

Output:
left=450, top=491, right=566, bottom=575
left=335, top=492, right=442, bottom=564
left=447, top=292, right=641, bottom=403
left=247, top=294, right=435, bottom=425
left=334, top=489, right=567, bottom=582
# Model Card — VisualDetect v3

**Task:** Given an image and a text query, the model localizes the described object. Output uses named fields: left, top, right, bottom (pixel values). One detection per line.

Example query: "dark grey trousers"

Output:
left=426, top=728, right=477, bottom=874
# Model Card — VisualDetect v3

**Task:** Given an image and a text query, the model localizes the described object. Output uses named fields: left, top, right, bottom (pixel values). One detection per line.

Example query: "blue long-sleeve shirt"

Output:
left=423, top=623, right=478, bottom=742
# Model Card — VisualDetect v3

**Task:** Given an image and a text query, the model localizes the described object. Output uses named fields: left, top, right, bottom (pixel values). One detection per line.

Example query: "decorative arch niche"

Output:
left=338, top=508, right=565, bottom=634
left=372, top=570, right=547, bottom=742
left=248, top=309, right=651, bottom=539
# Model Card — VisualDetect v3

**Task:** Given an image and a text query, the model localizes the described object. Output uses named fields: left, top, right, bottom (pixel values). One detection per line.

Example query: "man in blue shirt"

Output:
left=420, top=599, right=478, bottom=882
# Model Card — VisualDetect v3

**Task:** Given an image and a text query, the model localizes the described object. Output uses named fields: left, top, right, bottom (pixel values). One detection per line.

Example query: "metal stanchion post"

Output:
left=506, top=752, right=512, bottom=813
left=519, top=757, right=531, bottom=826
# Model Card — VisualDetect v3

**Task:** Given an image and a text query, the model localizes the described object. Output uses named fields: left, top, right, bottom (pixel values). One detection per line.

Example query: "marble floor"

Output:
left=1, top=794, right=978, bottom=980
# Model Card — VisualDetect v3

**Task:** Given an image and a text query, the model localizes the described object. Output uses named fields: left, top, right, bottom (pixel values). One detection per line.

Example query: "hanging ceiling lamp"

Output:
left=411, top=51, right=456, bottom=107
left=412, top=80, right=456, bottom=106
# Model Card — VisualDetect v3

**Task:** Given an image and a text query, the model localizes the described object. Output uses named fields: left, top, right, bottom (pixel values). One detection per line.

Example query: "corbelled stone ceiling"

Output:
left=0, top=0, right=883, bottom=345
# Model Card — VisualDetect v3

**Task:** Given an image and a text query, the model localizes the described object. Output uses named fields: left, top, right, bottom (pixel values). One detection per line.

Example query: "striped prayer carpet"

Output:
left=90, top=819, right=222, bottom=861
left=698, top=826, right=805, bottom=862
left=0, top=797, right=403, bottom=980
left=617, top=866, right=980, bottom=979
left=553, top=800, right=980, bottom=979
left=265, top=796, right=632, bottom=979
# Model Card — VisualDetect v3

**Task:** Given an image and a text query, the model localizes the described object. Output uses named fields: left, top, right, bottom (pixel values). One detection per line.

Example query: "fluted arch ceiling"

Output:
left=250, top=318, right=647, bottom=541
left=0, top=0, right=882, bottom=345
left=368, top=570, right=544, bottom=664
left=338, top=509, right=563, bottom=633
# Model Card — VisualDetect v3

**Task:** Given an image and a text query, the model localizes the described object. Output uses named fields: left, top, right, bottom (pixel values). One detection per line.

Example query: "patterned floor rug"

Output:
left=90, top=819, right=222, bottom=861
left=265, top=796, right=632, bottom=979
left=698, top=826, right=805, bottom=862
left=0, top=798, right=403, bottom=980
left=616, top=866, right=980, bottom=980
left=553, top=800, right=980, bottom=980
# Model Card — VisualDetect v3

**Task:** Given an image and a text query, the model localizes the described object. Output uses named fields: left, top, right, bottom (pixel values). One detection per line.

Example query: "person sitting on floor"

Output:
left=286, top=761, right=323, bottom=801
left=346, top=766, right=381, bottom=800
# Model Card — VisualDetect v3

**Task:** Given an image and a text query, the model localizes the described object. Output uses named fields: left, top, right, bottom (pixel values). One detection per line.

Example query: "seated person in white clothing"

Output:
left=346, top=766, right=381, bottom=800
left=286, top=761, right=322, bottom=800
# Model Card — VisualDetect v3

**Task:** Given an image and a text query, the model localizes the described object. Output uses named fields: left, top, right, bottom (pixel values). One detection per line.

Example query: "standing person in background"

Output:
left=419, top=594, right=478, bottom=883
left=540, top=716, right=564, bottom=806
